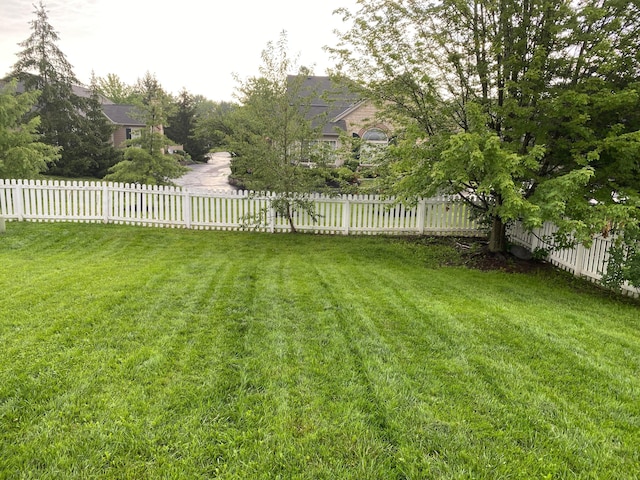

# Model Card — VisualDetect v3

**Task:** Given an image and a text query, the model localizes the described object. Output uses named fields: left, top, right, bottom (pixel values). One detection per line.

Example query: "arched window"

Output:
left=362, top=128, right=388, bottom=143
left=359, top=128, right=389, bottom=165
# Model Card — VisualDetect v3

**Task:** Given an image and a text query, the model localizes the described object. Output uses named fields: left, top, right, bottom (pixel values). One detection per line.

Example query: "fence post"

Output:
left=102, top=184, right=110, bottom=224
left=183, top=190, right=192, bottom=229
left=342, top=195, right=351, bottom=235
left=14, top=181, right=24, bottom=221
left=417, top=198, right=426, bottom=235
left=574, top=243, right=586, bottom=278
left=269, top=193, right=276, bottom=233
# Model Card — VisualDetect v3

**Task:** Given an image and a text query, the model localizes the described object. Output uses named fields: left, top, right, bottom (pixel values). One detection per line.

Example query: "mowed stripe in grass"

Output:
left=0, top=222, right=639, bottom=479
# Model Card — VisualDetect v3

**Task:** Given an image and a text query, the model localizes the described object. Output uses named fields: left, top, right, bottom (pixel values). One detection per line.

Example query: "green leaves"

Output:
left=0, top=81, right=60, bottom=179
left=332, top=0, right=640, bottom=252
left=437, top=121, right=542, bottom=224
left=224, top=33, right=333, bottom=231
left=104, top=146, right=187, bottom=186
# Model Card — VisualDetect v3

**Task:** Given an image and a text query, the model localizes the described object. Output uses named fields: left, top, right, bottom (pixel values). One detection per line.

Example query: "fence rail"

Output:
left=2, top=179, right=637, bottom=297
left=0, top=179, right=483, bottom=236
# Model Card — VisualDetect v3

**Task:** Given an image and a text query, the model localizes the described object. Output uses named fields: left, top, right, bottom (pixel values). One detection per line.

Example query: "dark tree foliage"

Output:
left=165, top=89, right=211, bottom=162
left=193, top=100, right=238, bottom=156
left=9, top=1, right=119, bottom=178
left=0, top=80, right=60, bottom=178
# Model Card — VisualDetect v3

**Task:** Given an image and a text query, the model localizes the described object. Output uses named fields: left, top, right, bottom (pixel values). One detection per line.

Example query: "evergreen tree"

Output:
left=82, top=73, right=122, bottom=178
left=165, top=90, right=211, bottom=162
left=9, top=1, right=120, bottom=178
left=0, top=80, right=60, bottom=178
left=165, top=89, right=194, bottom=148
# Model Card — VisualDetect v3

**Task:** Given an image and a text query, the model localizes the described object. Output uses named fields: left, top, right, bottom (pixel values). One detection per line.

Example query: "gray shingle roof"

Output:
left=288, top=75, right=362, bottom=136
left=101, top=104, right=145, bottom=126
left=71, top=84, right=113, bottom=104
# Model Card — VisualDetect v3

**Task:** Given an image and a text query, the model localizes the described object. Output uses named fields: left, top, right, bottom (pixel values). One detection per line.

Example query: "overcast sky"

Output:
left=0, top=0, right=357, bottom=102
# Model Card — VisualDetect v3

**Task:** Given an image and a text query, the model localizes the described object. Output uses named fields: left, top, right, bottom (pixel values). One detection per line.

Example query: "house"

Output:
left=68, top=85, right=149, bottom=148
left=290, top=75, right=393, bottom=166
left=101, top=104, right=146, bottom=147
left=1, top=76, right=148, bottom=149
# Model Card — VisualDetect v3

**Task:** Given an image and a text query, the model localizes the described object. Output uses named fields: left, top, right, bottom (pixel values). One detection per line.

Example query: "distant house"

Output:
left=0, top=76, right=149, bottom=149
left=291, top=75, right=393, bottom=166
left=101, top=104, right=146, bottom=147
left=69, top=86, right=149, bottom=148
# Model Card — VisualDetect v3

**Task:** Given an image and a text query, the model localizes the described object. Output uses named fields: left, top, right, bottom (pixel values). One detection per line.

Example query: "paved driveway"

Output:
left=174, top=152, right=237, bottom=192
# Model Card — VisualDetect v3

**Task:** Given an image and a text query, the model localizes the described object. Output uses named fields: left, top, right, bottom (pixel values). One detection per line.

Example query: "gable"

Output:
left=289, top=75, right=363, bottom=136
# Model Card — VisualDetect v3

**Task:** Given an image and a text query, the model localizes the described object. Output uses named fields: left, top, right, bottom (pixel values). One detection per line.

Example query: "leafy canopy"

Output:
left=330, top=0, right=640, bottom=252
left=225, top=32, right=334, bottom=231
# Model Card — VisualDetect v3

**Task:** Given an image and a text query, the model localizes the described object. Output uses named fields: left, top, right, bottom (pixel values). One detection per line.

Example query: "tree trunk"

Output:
left=286, top=202, right=297, bottom=233
left=488, top=215, right=507, bottom=253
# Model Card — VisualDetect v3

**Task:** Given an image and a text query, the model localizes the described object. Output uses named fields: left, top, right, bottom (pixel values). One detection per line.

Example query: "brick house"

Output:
left=291, top=75, right=393, bottom=166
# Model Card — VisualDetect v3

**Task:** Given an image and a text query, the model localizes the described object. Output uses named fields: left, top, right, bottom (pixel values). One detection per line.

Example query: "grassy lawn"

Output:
left=1, top=222, right=639, bottom=479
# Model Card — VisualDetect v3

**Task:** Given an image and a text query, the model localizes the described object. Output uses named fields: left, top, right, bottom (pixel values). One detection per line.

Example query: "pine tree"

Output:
left=0, top=80, right=60, bottom=178
left=165, top=89, right=210, bottom=162
left=9, top=1, right=119, bottom=178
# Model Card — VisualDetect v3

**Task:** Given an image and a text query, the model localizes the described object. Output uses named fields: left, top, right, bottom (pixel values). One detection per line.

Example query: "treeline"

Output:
left=0, top=2, right=236, bottom=185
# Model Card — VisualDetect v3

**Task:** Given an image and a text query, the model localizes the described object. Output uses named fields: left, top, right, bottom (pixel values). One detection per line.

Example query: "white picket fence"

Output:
left=508, top=222, right=639, bottom=297
left=2, top=179, right=637, bottom=297
left=0, top=179, right=483, bottom=236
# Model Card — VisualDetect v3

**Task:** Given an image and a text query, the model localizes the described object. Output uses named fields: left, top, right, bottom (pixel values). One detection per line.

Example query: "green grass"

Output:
left=1, top=222, right=639, bottom=479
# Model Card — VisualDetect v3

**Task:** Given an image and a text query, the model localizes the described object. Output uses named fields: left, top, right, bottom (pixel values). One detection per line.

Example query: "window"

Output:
left=362, top=128, right=388, bottom=143
left=126, top=128, right=141, bottom=141
left=298, top=140, right=338, bottom=165
left=360, top=128, right=388, bottom=165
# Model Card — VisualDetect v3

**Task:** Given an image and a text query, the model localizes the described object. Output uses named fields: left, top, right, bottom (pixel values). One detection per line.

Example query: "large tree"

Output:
left=225, top=32, right=332, bottom=232
left=330, top=0, right=640, bottom=252
left=9, top=1, right=119, bottom=178
left=165, top=89, right=212, bottom=162
left=0, top=81, right=60, bottom=178
left=104, top=73, right=187, bottom=185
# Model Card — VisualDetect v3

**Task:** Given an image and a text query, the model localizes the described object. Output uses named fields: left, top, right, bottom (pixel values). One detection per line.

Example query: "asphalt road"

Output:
left=174, top=152, right=236, bottom=192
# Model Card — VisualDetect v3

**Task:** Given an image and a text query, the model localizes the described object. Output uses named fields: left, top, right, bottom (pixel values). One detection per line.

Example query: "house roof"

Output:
left=72, top=84, right=113, bottom=104
left=2, top=75, right=113, bottom=104
left=289, top=75, right=363, bottom=137
left=101, top=104, right=145, bottom=126
left=1, top=75, right=139, bottom=126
